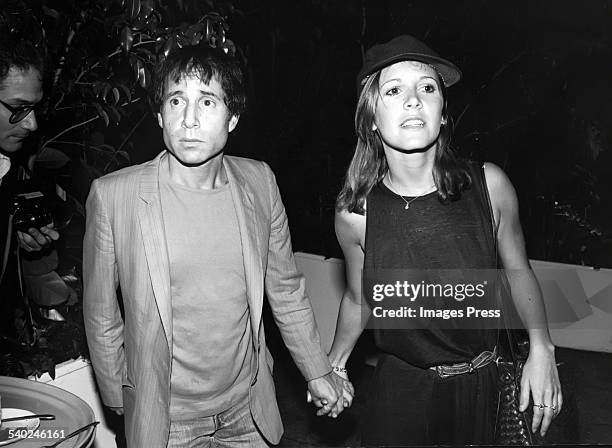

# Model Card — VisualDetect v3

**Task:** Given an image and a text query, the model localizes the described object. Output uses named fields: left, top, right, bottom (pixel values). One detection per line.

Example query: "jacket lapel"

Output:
left=137, top=152, right=173, bottom=351
left=135, top=154, right=265, bottom=352
left=224, top=158, right=264, bottom=345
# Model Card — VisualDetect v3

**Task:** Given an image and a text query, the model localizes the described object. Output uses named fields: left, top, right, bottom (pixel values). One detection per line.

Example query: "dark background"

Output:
left=125, top=0, right=612, bottom=265
left=10, top=0, right=611, bottom=267
left=1, top=2, right=610, bottom=441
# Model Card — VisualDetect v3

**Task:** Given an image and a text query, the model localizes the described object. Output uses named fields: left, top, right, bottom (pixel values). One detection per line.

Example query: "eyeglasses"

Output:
left=0, top=99, right=42, bottom=124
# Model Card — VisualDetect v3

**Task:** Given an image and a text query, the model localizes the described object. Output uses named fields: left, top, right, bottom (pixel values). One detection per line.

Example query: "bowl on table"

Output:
left=0, top=376, right=95, bottom=447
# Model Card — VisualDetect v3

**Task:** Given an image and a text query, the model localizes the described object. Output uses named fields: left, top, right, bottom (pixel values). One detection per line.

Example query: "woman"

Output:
left=328, top=35, right=561, bottom=446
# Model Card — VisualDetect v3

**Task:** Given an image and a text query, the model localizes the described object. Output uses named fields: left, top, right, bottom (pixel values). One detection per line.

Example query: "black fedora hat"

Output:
left=357, top=35, right=461, bottom=90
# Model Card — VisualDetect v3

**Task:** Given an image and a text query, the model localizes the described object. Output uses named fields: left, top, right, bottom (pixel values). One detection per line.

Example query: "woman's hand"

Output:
left=519, top=344, right=562, bottom=437
left=333, top=370, right=355, bottom=408
left=326, top=369, right=354, bottom=419
left=484, top=163, right=563, bottom=437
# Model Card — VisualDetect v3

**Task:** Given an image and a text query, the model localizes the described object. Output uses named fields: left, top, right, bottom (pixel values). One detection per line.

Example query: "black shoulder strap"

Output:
left=478, top=162, right=497, bottom=248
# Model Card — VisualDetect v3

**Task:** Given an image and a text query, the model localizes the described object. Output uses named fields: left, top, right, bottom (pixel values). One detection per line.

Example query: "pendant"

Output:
left=405, top=203, right=410, bottom=209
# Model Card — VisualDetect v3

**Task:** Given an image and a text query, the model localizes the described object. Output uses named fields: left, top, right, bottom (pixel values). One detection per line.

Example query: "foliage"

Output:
left=0, top=0, right=239, bottom=378
left=0, top=299, right=88, bottom=380
left=3, top=0, right=238, bottom=205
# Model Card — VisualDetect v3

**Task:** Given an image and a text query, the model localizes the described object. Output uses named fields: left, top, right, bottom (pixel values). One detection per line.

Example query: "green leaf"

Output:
left=119, top=84, right=132, bottom=102
left=135, top=47, right=155, bottom=61
left=42, top=6, right=60, bottom=19
left=205, top=18, right=212, bottom=41
left=185, top=23, right=203, bottom=39
left=107, top=105, right=122, bottom=124
left=129, top=54, right=140, bottom=81
left=102, top=83, right=112, bottom=102
left=18, top=361, right=33, bottom=377
left=35, top=147, right=71, bottom=169
left=146, top=11, right=161, bottom=31
left=117, top=150, right=131, bottom=162
left=138, top=65, right=149, bottom=89
left=112, top=87, right=120, bottom=105
left=185, top=23, right=205, bottom=46
left=135, top=58, right=145, bottom=85
left=140, top=0, right=155, bottom=18
left=96, top=144, right=117, bottom=152
left=92, top=81, right=104, bottom=98
left=162, top=36, right=176, bottom=58
left=131, top=16, right=147, bottom=31
left=126, top=0, right=141, bottom=21
left=222, top=38, right=236, bottom=57
left=120, top=26, right=134, bottom=52
left=93, top=103, right=110, bottom=127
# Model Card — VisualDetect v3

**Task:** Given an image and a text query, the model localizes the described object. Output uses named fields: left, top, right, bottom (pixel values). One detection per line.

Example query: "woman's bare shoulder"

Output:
left=335, top=205, right=366, bottom=248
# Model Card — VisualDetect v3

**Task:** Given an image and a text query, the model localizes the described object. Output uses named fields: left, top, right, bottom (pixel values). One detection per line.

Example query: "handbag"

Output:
left=477, top=164, right=578, bottom=445
left=494, top=325, right=537, bottom=444
left=491, top=255, right=536, bottom=444
left=494, top=326, right=578, bottom=445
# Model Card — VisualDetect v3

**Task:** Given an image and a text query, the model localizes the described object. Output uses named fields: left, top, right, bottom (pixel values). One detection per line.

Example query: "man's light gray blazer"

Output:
left=83, top=151, right=331, bottom=447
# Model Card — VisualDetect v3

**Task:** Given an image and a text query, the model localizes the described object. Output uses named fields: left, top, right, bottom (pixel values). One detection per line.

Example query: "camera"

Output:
left=10, top=191, right=53, bottom=233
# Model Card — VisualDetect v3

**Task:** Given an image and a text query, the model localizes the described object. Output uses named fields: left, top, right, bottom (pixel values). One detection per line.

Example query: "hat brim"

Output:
left=358, top=52, right=462, bottom=88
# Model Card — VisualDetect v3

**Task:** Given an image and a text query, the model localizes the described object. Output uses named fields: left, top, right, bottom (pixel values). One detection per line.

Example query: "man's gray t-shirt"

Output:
left=160, top=166, right=253, bottom=419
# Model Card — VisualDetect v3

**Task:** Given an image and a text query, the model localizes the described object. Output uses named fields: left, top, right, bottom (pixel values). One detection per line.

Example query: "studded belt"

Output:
left=429, top=346, right=498, bottom=379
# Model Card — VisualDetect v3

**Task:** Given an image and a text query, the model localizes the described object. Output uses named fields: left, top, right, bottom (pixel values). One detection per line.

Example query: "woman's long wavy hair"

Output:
left=336, top=68, right=471, bottom=215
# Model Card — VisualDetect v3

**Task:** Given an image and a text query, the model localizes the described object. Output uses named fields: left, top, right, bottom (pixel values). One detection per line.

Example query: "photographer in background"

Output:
left=1, top=36, right=72, bottom=336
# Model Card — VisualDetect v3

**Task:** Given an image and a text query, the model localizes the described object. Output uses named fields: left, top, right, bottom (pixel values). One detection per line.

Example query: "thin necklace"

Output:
left=386, top=175, right=436, bottom=210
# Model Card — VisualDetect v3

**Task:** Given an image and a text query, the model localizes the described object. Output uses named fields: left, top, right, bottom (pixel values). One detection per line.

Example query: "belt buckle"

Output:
left=435, top=365, right=450, bottom=379
left=467, top=361, right=475, bottom=374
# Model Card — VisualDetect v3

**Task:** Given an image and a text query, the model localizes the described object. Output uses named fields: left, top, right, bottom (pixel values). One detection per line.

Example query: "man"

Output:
left=0, top=39, right=57, bottom=249
left=83, top=46, right=345, bottom=447
left=0, top=37, right=66, bottom=332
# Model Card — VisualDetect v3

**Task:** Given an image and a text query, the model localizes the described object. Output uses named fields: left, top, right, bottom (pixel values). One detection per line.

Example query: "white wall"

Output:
left=295, top=252, right=612, bottom=353
left=31, top=358, right=117, bottom=448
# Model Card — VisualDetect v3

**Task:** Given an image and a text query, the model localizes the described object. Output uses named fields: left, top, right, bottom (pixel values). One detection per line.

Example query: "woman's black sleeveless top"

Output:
left=364, top=162, right=498, bottom=368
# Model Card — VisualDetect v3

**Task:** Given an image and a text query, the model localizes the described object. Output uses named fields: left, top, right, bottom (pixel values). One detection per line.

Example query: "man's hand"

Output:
left=16, top=225, right=59, bottom=252
left=306, top=372, right=343, bottom=418
left=109, top=406, right=124, bottom=416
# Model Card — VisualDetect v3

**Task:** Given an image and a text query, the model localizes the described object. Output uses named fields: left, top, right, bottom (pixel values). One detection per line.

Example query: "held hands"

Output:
left=519, top=344, right=562, bottom=437
left=306, top=372, right=340, bottom=417
left=306, top=369, right=355, bottom=418
left=16, top=225, right=59, bottom=252
left=330, top=366, right=355, bottom=409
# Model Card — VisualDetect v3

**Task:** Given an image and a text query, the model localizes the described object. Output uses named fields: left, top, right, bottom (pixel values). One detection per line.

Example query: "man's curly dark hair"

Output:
left=152, top=45, right=246, bottom=117
left=0, top=36, right=44, bottom=88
